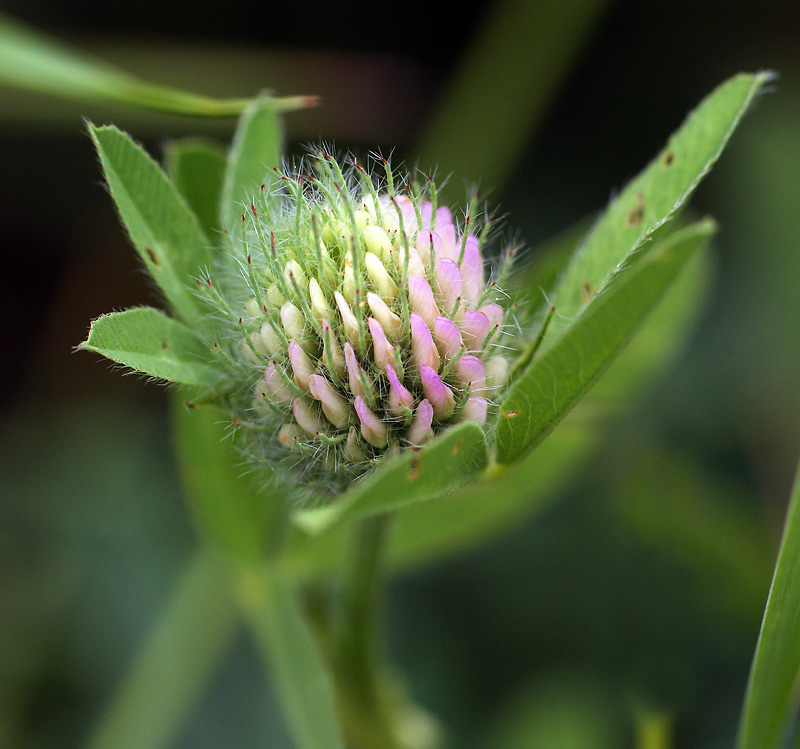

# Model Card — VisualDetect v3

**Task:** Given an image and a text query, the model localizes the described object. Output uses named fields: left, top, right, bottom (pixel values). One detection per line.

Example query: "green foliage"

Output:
left=171, top=397, right=283, bottom=564
left=497, top=220, right=716, bottom=466
left=80, top=307, right=217, bottom=385
left=74, top=63, right=773, bottom=749
left=219, top=96, right=284, bottom=230
left=86, top=551, right=237, bottom=749
left=240, top=568, right=343, bottom=749
left=547, top=72, right=772, bottom=343
left=292, top=422, right=489, bottom=536
left=737, top=459, right=800, bottom=749
left=0, top=13, right=314, bottom=118
left=88, top=124, right=213, bottom=323
left=164, top=139, right=227, bottom=238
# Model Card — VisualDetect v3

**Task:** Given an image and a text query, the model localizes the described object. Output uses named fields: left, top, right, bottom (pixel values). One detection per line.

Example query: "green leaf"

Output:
left=220, top=95, right=284, bottom=230
left=86, top=550, right=238, bottom=749
left=737, top=456, right=800, bottom=749
left=496, top=219, right=716, bottom=466
left=164, top=138, right=227, bottom=239
left=240, top=568, right=343, bottom=749
left=80, top=307, right=217, bottom=385
left=172, top=393, right=287, bottom=564
left=293, top=422, right=489, bottom=536
left=547, top=71, right=772, bottom=343
left=0, top=13, right=315, bottom=118
left=89, top=124, right=212, bottom=323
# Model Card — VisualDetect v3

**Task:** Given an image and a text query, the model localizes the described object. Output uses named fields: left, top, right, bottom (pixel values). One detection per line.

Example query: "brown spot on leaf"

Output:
left=662, top=150, right=675, bottom=167
left=408, top=455, right=421, bottom=481
left=161, top=340, right=168, bottom=351
left=503, top=409, right=520, bottom=418
left=580, top=281, right=595, bottom=305
left=625, top=193, right=646, bottom=227
left=452, top=442, right=461, bottom=456
left=145, top=248, right=160, bottom=268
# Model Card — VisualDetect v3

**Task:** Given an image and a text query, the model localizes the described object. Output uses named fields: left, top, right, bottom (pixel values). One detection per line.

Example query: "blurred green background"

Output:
left=1, top=1, right=799, bottom=746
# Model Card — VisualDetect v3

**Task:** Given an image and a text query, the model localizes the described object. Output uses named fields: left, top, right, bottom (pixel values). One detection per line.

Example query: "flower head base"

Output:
left=203, top=151, right=513, bottom=491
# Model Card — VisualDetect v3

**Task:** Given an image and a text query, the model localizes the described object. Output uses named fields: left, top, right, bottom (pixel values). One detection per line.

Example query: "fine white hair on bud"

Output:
left=200, top=150, right=517, bottom=491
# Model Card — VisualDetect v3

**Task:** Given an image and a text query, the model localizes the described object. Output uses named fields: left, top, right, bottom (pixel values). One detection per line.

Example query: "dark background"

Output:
left=1, top=1, right=799, bottom=746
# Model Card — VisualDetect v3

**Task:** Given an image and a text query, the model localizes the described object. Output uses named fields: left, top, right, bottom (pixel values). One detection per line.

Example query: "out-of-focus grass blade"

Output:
left=86, top=550, right=238, bottom=749
left=496, top=220, right=715, bottom=467
left=240, top=568, right=343, bottom=749
left=292, top=422, right=489, bottom=536
left=737, top=456, right=800, bottom=749
left=79, top=308, right=217, bottom=386
left=88, top=123, right=212, bottom=323
left=547, top=72, right=772, bottom=344
left=0, top=13, right=315, bottom=117
left=415, top=0, right=610, bottom=195
left=165, top=138, right=227, bottom=239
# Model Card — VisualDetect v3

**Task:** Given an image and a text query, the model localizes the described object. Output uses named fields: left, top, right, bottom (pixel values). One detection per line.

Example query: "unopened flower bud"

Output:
left=406, top=399, right=434, bottom=446
left=456, top=355, right=486, bottom=391
left=266, top=283, right=286, bottom=309
left=334, top=291, right=360, bottom=347
left=284, top=259, right=307, bottom=292
left=435, top=258, right=462, bottom=313
left=252, top=322, right=282, bottom=357
left=344, top=342, right=373, bottom=400
left=415, top=229, right=442, bottom=266
left=460, top=309, right=491, bottom=351
left=461, top=397, right=488, bottom=425
left=278, top=423, right=306, bottom=450
left=399, top=246, right=426, bottom=277
left=365, top=251, right=398, bottom=298
left=484, top=355, right=509, bottom=393
left=309, top=277, right=331, bottom=320
left=420, top=365, right=455, bottom=420
left=308, top=374, right=350, bottom=429
left=386, top=363, right=415, bottom=416
left=433, top=316, right=463, bottom=361
left=411, top=313, right=440, bottom=372
left=293, top=398, right=326, bottom=437
left=408, top=274, right=439, bottom=326
left=280, top=301, right=305, bottom=339
left=344, top=426, right=367, bottom=462
left=481, top=303, right=504, bottom=330
left=366, top=292, right=403, bottom=341
left=362, top=224, right=394, bottom=264
left=321, top=318, right=345, bottom=379
left=263, top=362, right=293, bottom=406
left=288, top=340, right=315, bottom=392
left=367, top=317, right=395, bottom=371
left=354, top=396, right=388, bottom=448
left=459, top=236, right=483, bottom=305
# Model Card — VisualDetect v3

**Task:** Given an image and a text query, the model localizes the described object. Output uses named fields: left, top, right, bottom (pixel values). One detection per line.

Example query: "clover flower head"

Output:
left=202, top=150, right=515, bottom=492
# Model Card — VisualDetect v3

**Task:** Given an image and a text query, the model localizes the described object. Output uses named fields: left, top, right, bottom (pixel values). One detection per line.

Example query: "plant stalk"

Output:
left=334, top=513, right=398, bottom=749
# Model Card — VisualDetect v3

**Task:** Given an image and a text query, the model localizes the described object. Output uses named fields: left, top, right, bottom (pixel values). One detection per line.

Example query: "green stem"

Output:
left=334, top=513, right=398, bottom=749
left=635, top=712, right=673, bottom=749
